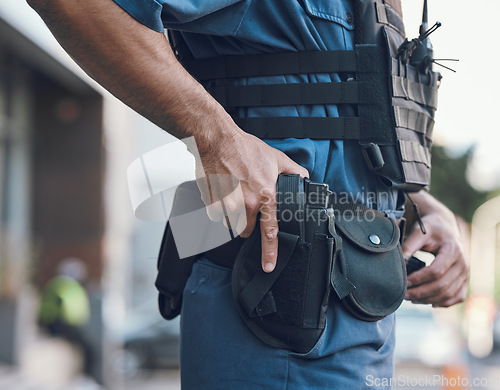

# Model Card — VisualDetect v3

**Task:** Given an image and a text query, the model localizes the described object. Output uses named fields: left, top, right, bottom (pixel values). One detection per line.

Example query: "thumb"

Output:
left=278, top=152, right=309, bottom=179
left=402, top=225, right=426, bottom=258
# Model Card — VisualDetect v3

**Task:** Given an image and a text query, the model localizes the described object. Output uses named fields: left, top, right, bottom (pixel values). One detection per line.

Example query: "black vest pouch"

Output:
left=329, top=204, right=407, bottom=322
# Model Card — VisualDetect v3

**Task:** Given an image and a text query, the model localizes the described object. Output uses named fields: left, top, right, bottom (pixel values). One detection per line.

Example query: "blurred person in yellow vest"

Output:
left=38, top=257, right=92, bottom=376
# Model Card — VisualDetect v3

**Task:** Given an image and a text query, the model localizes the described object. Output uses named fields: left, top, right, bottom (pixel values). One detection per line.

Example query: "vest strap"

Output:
left=210, top=82, right=359, bottom=107
left=235, top=117, right=361, bottom=140
left=182, top=50, right=357, bottom=81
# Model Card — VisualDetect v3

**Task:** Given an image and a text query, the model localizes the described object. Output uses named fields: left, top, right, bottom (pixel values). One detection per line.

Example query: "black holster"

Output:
left=231, top=175, right=334, bottom=353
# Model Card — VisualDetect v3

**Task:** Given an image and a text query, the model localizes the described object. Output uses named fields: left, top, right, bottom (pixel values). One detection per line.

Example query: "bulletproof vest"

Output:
left=169, top=0, right=440, bottom=191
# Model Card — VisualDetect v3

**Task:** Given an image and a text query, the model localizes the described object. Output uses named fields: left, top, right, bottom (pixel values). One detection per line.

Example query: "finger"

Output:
left=402, top=223, right=427, bottom=259
left=433, top=283, right=468, bottom=308
left=234, top=213, right=248, bottom=237
left=409, top=271, right=468, bottom=306
left=407, top=272, right=459, bottom=304
left=406, top=259, right=457, bottom=299
left=207, top=173, right=241, bottom=203
left=278, top=154, right=309, bottom=178
left=206, top=202, right=223, bottom=222
left=260, top=191, right=278, bottom=273
left=430, top=261, right=469, bottom=307
left=196, top=176, right=212, bottom=205
left=406, top=254, right=467, bottom=303
left=223, top=204, right=246, bottom=234
left=222, top=215, right=229, bottom=229
left=239, top=204, right=258, bottom=238
left=223, top=183, right=246, bottom=229
left=432, top=276, right=468, bottom=307
left=406, top=244, right=455, bottom=287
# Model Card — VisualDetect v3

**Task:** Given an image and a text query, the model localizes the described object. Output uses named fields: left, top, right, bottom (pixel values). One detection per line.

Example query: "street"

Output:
left=4, top=355, right=500, bottom=390
left=468, top=351, right=500, bottom=390
left=123, top=369, right=180, bottom=390
left=120, top=353, right=500, bottom=390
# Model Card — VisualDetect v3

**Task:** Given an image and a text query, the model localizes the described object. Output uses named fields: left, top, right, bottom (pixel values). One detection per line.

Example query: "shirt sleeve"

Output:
left=113, top=0, right=164, bottom=32
left=113, top=0, right=248, bottom=33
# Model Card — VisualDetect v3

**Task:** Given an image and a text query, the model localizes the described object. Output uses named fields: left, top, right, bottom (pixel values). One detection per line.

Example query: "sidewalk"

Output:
left=123, top=370, right=180, bottom=390
left=0, top=335, right=102, bottom=390
left=0, top=334, right=180, bottom=390
left=0, top=363, right=102, bottom=390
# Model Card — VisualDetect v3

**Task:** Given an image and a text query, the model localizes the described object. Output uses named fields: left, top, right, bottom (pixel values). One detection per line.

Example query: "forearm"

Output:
left=27, top=0, right=239, bottom=152
left=28, top=0, right=310, bottom=272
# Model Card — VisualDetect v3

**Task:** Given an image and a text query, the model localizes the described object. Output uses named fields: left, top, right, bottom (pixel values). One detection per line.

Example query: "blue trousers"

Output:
left=180, top=258, right=395, bottom=389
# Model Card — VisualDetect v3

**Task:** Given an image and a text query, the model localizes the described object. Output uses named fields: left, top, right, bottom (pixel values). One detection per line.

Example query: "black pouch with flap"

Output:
left=329, top=203, right=407, bottom=322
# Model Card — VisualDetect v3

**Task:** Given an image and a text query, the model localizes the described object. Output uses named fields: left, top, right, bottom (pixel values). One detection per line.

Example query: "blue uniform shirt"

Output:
left=114, top=0, right=405, bottom=214
left=114, top=1, right=400, bottom=388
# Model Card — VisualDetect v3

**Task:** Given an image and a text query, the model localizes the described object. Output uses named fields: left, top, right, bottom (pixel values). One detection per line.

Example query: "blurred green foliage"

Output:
left=429, top=145, right=489, bottom=222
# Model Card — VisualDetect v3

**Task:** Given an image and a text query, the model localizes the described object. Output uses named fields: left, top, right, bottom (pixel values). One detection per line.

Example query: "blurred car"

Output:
left=112, top=314, right=180, bottom=379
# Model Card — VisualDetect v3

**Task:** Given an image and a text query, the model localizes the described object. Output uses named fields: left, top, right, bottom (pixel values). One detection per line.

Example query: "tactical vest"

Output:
left=169, top=0, right=440, bottom=191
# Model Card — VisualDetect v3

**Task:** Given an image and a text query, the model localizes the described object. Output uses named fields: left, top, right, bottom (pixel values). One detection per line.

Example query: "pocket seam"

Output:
left=302, top=0, right=355, bottom=31
left=233, top=0, right=254, bottom=36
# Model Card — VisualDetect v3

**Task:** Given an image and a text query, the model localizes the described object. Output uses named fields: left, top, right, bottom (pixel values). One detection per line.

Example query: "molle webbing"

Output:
left=210, top=82, right=359, bottom=107
left=383, top=0, right=403, bottom=18
left=399, top=140, right=431, bottom=167
left=169, top=0, right=439, bottom=189
left=393, top=106, right=434, bottom=140
left=181, top=50, right=357, bottom=81
left=234, top=117, right=361, bottom=140
left=374, top=2, right=405, bottom=37
left=182, top=46, right=397, bottom=145
left=182, top=47, right=437, bottom=150
left=392, top=76, right=438, bottom=109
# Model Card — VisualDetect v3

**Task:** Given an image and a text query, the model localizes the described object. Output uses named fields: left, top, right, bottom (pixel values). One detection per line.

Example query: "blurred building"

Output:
left=0, top=0, right=104, bottom=375
left=0, top=3, right=173, bottom=387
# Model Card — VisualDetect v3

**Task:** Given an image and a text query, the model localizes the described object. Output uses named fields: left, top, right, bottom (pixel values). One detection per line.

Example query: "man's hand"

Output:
left=402, top=191, right=469, bottom=307
left=194, top=130, right=309, bottom=273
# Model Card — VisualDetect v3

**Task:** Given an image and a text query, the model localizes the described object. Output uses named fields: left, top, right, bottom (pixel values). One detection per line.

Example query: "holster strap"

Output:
left=327, top=214, right=356, bottom=299
left=238, top=231, right=299, bottom=317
